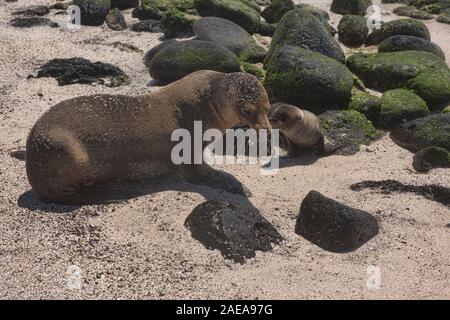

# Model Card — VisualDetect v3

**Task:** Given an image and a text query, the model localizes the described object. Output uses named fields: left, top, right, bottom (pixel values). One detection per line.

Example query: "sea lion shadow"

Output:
left=264, top=151, right=319, bottom=169
left=17, top=177, right=261, bottom=214
left=17, top=190, right=81, bottom=213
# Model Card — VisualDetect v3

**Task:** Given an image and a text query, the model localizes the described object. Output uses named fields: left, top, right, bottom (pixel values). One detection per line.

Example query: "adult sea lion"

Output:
left=26, top=71, right=272, bottom=204
left=268, top=102, right=340, bottom=156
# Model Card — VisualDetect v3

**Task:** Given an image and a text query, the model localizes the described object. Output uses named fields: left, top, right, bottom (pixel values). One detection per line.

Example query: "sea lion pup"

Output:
left=268, top=102, right=339, bottom=156
left=26, top=70, right=272, bottom=204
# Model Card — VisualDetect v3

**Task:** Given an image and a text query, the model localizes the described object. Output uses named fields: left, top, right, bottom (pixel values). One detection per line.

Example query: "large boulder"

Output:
left=366, top=19, right=431, bottom=45
left=295, top=191, right=379, bottom=253
left=72, top=0, right=111, bottom=26
left=330, top=0, right=372, bottom=16
left=267, top=8, right=345, bottom=63
left=378, top=89, right=429, bottom=128
left=194, top=0, right=261, bottom=34
left=338, top=14, right=369, bottom=47
left=378, top=35, right=445, bottom=60
left=185, top=201, right=283, bottom=263
left=264, top=45, right=354, bottom=111
left=193, top=17, right=266, bottom=63
left=390, top=113, right=450, bottom=152
left=319, top=110, right=379, bottom=155
left=346, top=50, right=450, bottom=105
left=160, top=9, right=197, bottom=38
left=148, top=40, right=241, bottom=83
left=296, top=3, right=336, bottom=35
left=261, top=0, right=295, bottom=24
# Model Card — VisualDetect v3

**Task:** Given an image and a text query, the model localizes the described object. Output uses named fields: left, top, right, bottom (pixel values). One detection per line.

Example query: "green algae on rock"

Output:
left=194, top=0, right=261, bottom=34
left=338, top=15, right=368, bottom=47
left=319, top=110, right=379, bottom=155
left=148, top=40, right=241, bottom=83
left=264, top=45, right=353, bottom=112
left=366, top=18, right=430, bottom=45
left=267, top=8, right=345, bottom=63
left=378, top=35, right=446, bottom=60
left=346, top=50, right=450, bottom=106
left=348, top=92, right=381, bottom=124
left=193, top=17, right=267, bottom=63
left=379, top=89, right=429, bottom=128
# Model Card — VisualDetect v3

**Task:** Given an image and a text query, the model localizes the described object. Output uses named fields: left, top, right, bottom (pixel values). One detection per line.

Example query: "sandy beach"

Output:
left=0, top=0, right=449, bottom=299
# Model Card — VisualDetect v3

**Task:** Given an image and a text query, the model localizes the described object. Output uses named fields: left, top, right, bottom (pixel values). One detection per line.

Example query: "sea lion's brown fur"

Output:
left=26, top=71, right=271, bottom=204
left=268, top=102, right=328, bottom=156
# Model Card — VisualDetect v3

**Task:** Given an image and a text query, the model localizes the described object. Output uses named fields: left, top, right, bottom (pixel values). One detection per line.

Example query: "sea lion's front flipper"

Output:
left=181, top=164, right=252, bottom=197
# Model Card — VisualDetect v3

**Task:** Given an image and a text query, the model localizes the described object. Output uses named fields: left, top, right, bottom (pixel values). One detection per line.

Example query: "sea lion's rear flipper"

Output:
left=181, top=164, right=252, bottom=197
left=316, top=136, right=344, bottom=157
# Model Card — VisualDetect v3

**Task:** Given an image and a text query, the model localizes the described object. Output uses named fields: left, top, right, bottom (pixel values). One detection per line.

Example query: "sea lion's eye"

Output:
left=240, top=107, right=253, bottom=117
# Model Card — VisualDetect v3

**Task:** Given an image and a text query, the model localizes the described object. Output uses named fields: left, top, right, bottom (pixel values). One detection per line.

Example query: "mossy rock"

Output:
left=296, top=3, right=336, bottom=35
left=143, top=39, right=177, bottom=68
left=264, top=45, right=354, bottom=112
left=407, top=66, right=450, bottom=106
left=413, top=146, right=450, bottom=172
left=267, top=8, right=345, bottom=63
left=319, top=110, right=379, bottom=155
left=194, top=0, right=261, bottom=34
left=261, top=0, right=295, bottom=24
left=393, top=5, right=433, bottom=20
left=135, top=0, right=196, bottom=20
left=331, top=0, right=372, bottom=16
left=240, top=62, right=265, bottom=81
left=193, top=17, right=266, bottom=63
left=338, top=15, right=368, bottom=48
left=258, top=21, right=276, bottom=36
left=366, top=19, right=431, bottom=45
left=73, top=0, right=111, bottom=26
left=161, top=9, right=197, bottom=38
left=437, top=8, right=450, bottom=24
left=378, top=35, right=445, bottom=60
left=379, top=89, right=429, bottom=128
left=348, top=91, right=381, bottom=124
left=148, top=40, right=241, bottom=83
left=346, top=50, right=450, bottom=105
left=444, top=106, right=450, bottom=113
left=390, top=113, right=450, bottom=152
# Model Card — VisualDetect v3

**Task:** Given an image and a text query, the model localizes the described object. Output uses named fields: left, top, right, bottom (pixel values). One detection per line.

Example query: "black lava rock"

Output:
left=185, top=201, right=283, bottom=263
left=29, top=58, right=130, bottom=87
left=295, top=191, right=379, bottom=253
left=9, top=17, right=59, bottom=28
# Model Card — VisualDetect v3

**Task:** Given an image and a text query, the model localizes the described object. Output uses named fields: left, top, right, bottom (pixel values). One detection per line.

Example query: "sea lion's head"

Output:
left=268, top=102, right=304, bottom=132
left=217, top=72, right=271, bottom=132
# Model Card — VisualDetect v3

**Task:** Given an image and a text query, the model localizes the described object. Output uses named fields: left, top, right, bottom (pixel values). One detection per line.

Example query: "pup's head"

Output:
left=268, top=102, right=304, bottom=131
left=217, top=72, right=271, bottom=132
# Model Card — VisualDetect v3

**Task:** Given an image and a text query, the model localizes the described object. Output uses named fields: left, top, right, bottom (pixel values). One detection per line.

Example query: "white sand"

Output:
left=0, top=0, right=449, bottom=299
